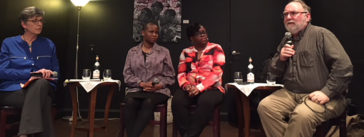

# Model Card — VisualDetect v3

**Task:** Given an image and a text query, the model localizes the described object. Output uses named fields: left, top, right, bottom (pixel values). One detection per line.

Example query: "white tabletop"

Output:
left=64, top=79, right=121, bottom=92
left=225, top=82, right=283, bottom=96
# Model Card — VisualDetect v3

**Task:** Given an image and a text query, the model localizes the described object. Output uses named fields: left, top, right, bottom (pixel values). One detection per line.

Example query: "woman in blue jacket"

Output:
left=0, top=6, right=59, bottom=137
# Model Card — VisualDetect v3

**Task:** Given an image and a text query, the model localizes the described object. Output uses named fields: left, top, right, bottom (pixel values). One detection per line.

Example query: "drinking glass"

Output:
left=233, top=72, right=243, bottom=84
left=82, top=69, right=91, bottom=80
left=266, top=72, right=276, bottom=85
left=103, top=69, right=112, bottom=81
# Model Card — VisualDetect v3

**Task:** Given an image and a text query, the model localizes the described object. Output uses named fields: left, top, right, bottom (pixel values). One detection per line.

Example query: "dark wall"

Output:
left=309, top=0, right=364, bottom=114
left=1, top=0, right=363, bottom=117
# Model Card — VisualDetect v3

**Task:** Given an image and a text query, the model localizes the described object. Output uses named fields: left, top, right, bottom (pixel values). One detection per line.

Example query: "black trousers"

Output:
left=124, top=91, right=169, bottom=137
left=172, top=88, right=224, bottom=137
left=0, top=79, right=55, bottom=137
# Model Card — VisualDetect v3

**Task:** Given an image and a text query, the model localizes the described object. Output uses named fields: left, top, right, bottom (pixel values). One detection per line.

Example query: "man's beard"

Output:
left=285, top=22, right=308, bottom=35
left=285, top=24, right=300, bottom=34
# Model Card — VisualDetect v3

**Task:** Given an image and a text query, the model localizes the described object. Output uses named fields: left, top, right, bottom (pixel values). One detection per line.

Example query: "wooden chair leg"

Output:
left=339, top=112, right=346, bottom=137
left=52, top=105, right=57, bottom=121
left=172, top=121, right=178, bottom=137
left=213, top=107, right=221, bottom=137
left=159, top=104, right=167, bottom=137
left=0, top=109, right=7, bottom=137
left=119, top=103, right=124, bottom=137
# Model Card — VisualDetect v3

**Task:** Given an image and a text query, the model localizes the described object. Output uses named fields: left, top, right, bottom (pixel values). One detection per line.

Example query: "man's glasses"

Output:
left=27, top=19, right=44, bottom=24
left=303, top=96, right=327, bottom=114
left=282, top=11, right=307, bottom=18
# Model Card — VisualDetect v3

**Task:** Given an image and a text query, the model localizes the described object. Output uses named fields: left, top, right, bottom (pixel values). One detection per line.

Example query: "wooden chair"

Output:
left=314, top=110, right=347, bottom=137
left=172, top=104, right=221, bottom=137
left=119, top=102, right=168, bottom=137
left=0, top=105, right=57, bottom=137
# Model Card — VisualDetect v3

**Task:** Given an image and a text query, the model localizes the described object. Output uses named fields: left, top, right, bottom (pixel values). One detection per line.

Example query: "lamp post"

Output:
left=70, top=0, right=90, bottom=121
left=71, top=0, right=90, bottom=79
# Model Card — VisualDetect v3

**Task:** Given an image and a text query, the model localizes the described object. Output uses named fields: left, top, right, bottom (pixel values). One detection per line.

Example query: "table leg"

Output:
left=69, top=87, right=79, bottom=137
left=242, top=95, right=251, bottom=137
left=88, top=89, right=98, bottom=137
left=235, top=89, right=244, bottom=137
left=103, top=86, right=115, bottom=130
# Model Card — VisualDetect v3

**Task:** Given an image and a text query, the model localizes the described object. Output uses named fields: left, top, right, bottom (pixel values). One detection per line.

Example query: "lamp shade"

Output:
left=71, top=0, right=90, bottom=7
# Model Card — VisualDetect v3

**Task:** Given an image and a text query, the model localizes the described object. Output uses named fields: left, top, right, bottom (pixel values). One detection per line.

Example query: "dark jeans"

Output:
left=124, top=91, right=169, bottom=137
left=172, top=88, right=224, bottom=137
left=0, top=79, right=55, bottom=137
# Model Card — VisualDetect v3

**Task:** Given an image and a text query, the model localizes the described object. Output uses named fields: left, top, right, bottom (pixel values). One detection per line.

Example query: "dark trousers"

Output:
left=0, top=79, right=55, bottom=137
left=124, top=92, right=169, bottom=137
left=172, top=88, right=224, bottom=137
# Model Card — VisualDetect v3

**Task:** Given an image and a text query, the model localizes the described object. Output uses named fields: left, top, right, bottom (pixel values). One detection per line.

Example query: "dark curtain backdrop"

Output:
left=1, top=0, right=363, bottom=118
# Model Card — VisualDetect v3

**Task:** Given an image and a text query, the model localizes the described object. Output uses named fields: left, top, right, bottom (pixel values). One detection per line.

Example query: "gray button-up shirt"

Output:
left=270, top=24, right=353, bottom=98
left=123, top=43, right=175, bottom=96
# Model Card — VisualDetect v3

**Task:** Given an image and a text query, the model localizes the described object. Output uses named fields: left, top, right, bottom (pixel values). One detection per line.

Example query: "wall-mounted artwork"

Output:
left=133, top=0, right=181, bottom=43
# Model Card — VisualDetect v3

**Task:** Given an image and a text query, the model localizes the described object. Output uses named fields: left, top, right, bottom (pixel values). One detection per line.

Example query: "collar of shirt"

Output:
left=191, top=42, right=213, bottom=53
left=294, top=23, right=311, bottom=41
left=135, top=43, right=162, bottom=55
left=16, top=35, right=39, bottom=47
left=15, top=35, right=34, bottom=55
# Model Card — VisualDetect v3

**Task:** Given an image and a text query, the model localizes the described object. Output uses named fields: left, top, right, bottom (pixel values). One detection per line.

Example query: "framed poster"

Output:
left=133, top=0, right=181, bottom=43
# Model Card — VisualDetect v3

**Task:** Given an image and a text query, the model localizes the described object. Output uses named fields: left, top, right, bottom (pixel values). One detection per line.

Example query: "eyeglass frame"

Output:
left=193, top=30, right=207, bottom=37
left=303, top=96, right=327, bottom=114
left=282, top=11, right=308, bottom=18
left=27, top=19, right=44, bottom=24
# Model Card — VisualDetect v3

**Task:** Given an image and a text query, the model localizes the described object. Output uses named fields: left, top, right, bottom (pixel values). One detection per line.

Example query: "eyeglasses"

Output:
left=27, top=19, right=44, bottom=24
left=282, top=11, right=307, bottom=18
left=194, top=31, right=207, bottom=37
left=303, top=96, right=327, bottom=114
